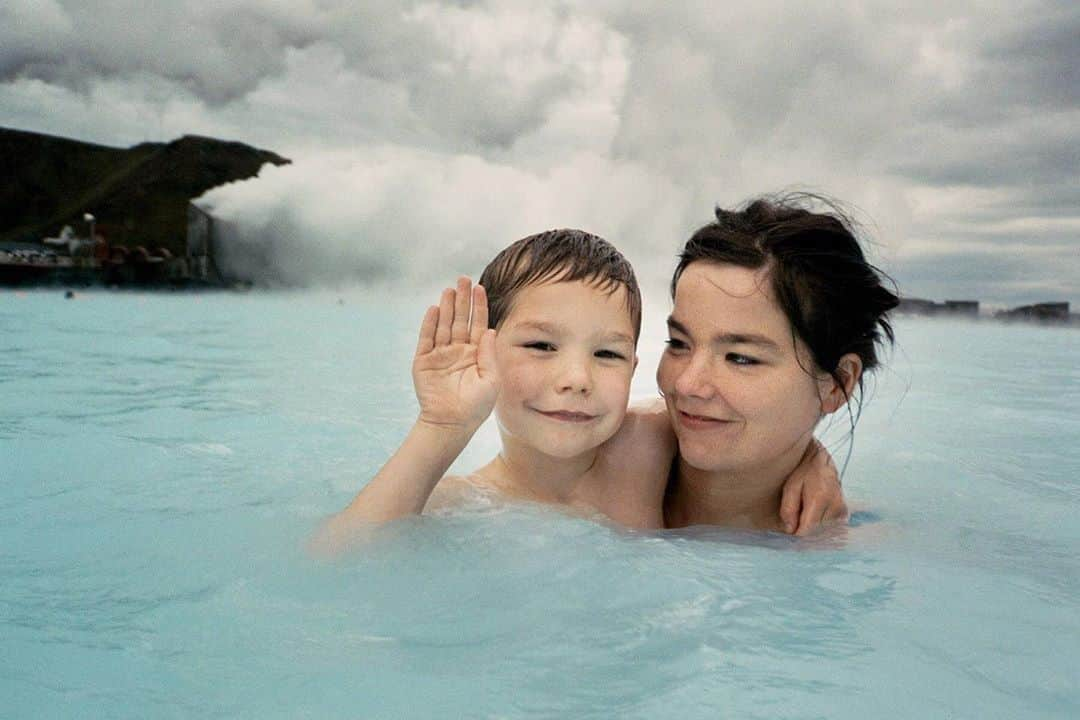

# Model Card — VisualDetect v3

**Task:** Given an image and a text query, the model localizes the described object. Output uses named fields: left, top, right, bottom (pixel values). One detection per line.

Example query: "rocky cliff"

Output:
left=0, top=127, right=289, bottom=255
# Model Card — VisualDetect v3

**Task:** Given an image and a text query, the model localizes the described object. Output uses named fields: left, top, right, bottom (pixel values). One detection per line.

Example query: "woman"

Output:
left=654, top=194, right=898, bottom=530
left=311, top=196, right=887, bottom=557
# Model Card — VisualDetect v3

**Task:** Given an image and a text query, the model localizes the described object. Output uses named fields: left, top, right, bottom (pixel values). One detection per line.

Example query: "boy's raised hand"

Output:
left=413, top=277, right=499, bottom=433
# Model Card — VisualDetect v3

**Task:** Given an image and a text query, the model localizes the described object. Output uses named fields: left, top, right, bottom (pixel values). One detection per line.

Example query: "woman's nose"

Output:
left=674, top=353, right=714, bottom=399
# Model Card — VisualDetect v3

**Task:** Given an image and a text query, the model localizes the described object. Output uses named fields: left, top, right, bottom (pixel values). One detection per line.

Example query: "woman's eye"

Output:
left=726, top=353, right=759, bottom=366
left=664, top=338, right=688, bottom=351
left=595, top=349, right=627, bottom=360
left=524, top=341, right=556, bottom=351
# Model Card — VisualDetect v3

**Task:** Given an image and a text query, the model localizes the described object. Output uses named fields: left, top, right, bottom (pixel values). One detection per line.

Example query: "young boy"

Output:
left=310, top=229, right=841, bottom=555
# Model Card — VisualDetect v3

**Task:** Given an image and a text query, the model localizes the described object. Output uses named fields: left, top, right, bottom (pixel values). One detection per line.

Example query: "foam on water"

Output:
left=2, top=289, right=1078, bottom=719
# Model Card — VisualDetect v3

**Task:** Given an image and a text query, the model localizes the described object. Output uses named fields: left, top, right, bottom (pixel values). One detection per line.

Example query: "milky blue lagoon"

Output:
left=3, top=289, right=1078, bottom=719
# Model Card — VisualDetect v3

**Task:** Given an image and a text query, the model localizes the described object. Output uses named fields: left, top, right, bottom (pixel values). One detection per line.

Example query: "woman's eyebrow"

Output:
left=667, top=316, right=781, bottom=351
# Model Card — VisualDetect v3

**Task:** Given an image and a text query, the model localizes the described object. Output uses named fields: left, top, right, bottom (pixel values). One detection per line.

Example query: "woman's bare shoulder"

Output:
left=615, top=398, right=677, bottom=453
left=597, top=398, right=676, bottom=493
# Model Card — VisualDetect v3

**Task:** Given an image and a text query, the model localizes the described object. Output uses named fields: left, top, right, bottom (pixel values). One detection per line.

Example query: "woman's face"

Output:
left=656, top=261, right=832, bottom=474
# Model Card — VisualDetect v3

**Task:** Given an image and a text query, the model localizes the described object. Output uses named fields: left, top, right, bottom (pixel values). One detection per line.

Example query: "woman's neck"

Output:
left=665, top=434, right=813, bottom=531
left=480, top=433, right=598, bottom=504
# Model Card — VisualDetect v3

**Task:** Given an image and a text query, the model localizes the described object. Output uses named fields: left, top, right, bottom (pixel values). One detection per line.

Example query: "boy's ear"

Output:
left=820, top=353, right=862, bottom=415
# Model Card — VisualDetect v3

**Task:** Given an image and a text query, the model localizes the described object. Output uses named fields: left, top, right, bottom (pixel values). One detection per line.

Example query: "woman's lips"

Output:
left=676, top=409, right=735, bottom=430
left=536, top=409, right=597, bottom=423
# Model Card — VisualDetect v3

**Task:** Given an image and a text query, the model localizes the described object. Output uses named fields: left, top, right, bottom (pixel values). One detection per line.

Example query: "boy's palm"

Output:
left=414, top=336, right=497, bottom=429
left=412, top=278, right=498, bottom=431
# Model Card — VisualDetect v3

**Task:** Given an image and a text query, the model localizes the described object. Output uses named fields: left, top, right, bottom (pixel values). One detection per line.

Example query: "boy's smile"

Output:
left=534, top=409, right=598, bottom=423
left=493, top=278, right=638, bottom=460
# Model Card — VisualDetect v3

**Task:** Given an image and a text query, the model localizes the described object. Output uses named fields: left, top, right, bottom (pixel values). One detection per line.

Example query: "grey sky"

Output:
left=2, top=0, right=1076, bottom=304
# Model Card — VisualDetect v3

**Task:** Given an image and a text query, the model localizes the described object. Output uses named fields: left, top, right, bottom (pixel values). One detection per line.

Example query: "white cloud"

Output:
left=0, top=0, right=75, bottom=69
left=1, top=0, right=1077, bottom=305
left=197, top=144, right=690, bottom=293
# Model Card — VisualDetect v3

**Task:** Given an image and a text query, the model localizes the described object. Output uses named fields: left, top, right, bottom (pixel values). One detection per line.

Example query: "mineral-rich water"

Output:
left=2, top=288, right=1078, bottom=719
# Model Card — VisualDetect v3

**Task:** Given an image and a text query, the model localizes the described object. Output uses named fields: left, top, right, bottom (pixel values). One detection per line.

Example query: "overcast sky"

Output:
left=2, top=0, right=1077, bottom=305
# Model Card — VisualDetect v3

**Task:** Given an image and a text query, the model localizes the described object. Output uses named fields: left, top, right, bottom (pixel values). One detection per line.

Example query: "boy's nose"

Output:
left=556, top=355, right=592, bottom=394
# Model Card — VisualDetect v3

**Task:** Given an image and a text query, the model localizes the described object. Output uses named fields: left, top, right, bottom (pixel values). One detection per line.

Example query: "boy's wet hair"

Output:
left=479, top=228, right=642, bottom=341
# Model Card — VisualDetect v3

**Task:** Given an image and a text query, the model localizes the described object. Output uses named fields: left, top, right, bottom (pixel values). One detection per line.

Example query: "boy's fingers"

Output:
left=415, top=305, right=438, bottom=355
left=470, top=285, right=489, bottom=345
left=779, top=475, right=802, bottom=534
left=434, top=288, right=454, bottom=346
left=477, top=328, right=498, bottom=381
left=451, top=277, right=471, bottom=343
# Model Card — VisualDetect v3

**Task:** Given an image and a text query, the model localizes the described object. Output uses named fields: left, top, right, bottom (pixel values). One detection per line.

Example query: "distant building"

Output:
left=897, top=297, right=980, bottom=317
left=995, top=302, right=1070, bottom=322
left=897, top=297, right=939, bottom=315
left=943, top=300, right=979, bottom=316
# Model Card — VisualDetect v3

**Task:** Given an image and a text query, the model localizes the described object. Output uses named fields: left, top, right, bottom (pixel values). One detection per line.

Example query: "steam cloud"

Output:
left=3, top=0, right=1078, bottom=304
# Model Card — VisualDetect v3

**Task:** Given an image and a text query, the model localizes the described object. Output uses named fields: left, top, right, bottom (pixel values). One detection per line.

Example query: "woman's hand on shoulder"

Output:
left=779, top=439, right=849, bottom=535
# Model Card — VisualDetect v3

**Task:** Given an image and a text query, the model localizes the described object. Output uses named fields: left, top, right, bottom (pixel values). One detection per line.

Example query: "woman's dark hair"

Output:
left=673, top=193, right=899, bottom=432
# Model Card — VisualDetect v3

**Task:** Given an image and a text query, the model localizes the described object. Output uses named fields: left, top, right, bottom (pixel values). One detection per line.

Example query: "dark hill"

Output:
left=0, top=127, right=289, bottom=254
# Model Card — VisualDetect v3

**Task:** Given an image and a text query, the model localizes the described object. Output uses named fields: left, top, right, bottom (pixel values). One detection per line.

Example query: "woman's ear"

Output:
left=820, top=353, right=863, bottom=414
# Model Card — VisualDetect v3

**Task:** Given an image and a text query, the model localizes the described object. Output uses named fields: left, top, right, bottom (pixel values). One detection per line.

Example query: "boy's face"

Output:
left=493, top=278, right=638, bottom=459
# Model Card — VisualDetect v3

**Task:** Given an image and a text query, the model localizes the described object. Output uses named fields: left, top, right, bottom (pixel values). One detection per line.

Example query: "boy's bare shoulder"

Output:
left=423, top=474, right=498, bottom=512
left=423, top=475, right=470, bottom=511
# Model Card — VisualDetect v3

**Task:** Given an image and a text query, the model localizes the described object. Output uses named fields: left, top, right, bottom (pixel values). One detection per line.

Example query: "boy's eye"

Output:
left=726, top=352, right=760, bottom=366
left=594, top=349, right=627, bottom=361
left=664, top=337, right=688, bottom=351
left=523, top=341, right=556, bottom=352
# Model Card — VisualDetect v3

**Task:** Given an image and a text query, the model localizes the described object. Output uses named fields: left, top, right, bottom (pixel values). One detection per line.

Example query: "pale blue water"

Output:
left=2, top=288, right=1078, bottom=719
